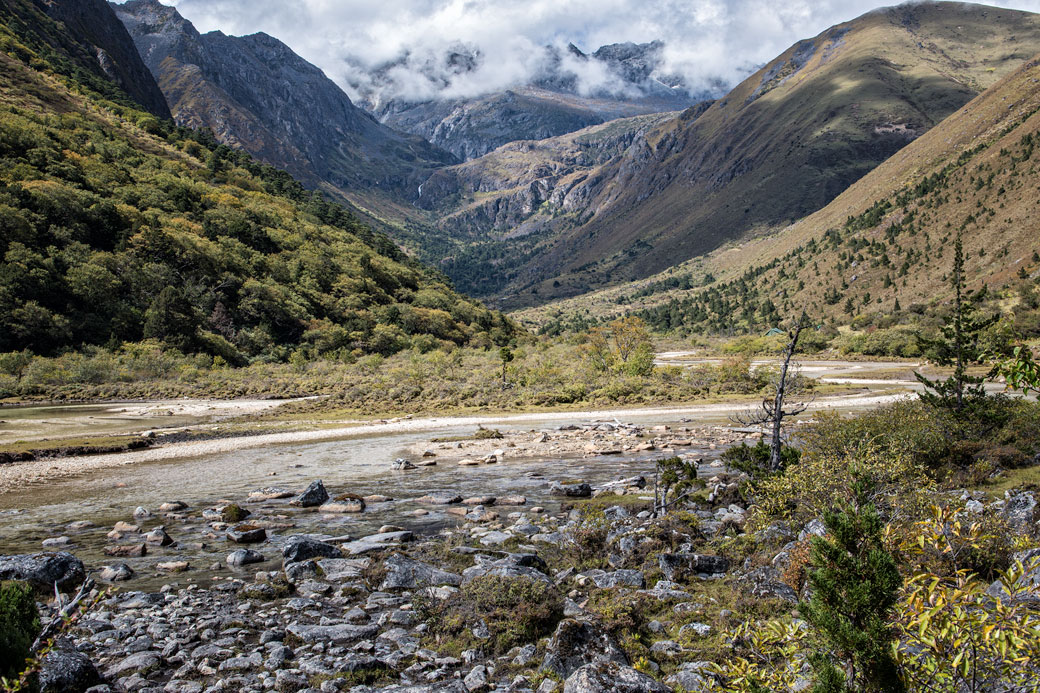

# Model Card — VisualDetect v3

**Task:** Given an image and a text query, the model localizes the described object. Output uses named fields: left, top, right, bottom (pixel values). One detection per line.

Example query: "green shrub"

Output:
left=420, top=575, right=564, bottom=656
left=0, top=580, right=40, bottom=682
left=722, top=439, right=801, bottom=479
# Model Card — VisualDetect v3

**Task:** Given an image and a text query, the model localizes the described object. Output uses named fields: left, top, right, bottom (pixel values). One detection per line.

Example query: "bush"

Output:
left=722, top=439, right=801, bottom=479
left=0, top=580, right=40, bottom=682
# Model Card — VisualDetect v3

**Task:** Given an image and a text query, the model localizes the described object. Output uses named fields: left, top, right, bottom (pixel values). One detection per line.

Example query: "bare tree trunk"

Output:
left=770, top=319, right=805, bottom=472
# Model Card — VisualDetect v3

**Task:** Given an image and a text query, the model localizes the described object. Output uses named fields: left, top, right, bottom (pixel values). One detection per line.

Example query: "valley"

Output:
left=1, top=1, right=1039, bottom=692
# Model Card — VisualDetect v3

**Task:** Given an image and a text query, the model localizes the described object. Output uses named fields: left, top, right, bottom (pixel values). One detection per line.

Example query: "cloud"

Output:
left=159, top=0, right=1040, bottom=103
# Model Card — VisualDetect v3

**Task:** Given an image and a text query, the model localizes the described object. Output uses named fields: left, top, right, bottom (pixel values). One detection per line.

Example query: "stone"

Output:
left=658, top=553, right=729, bottom=580
left=103, top=651, right=159, bottom=679
left=381, top=553, right=462, bottom=590
left=549, top=482, right=592, bottom=498
left=1004, top=492, right=1037, bottom=533
left=340, top=531, right=414, bottom=555
left=113, top=521, right=140, bottom=534
left=39, top=639, right=102, bottom=693
left=415, top=494, right=463, bottom=505
left=562, top=661, right=670, bottom=693
left=316, top=557, right=369, bottom=581
left=99, top=563, right=135, bottom=582
left=226, top=549, right=265, bottom=567
left=664, top=662, right=713, bottom=692
left=281, top=536, right=341, bottom=563
left=0, top=552, right=86, bottom=592
left=132, top=507, right=151, bottom=519
left=291, top=480, right=330, bottom=507
left=679, top=622, right=711, bottom=638
left=587, top=569, right=644, bottom=589
left=320, top=494, right=365, bottom=513
left=159, top=501, right=187, bottom=512
left=248, top=487, right=294, bottom=501
left=226, top=524, right=267, bottom=544
left=541, top=619, right=628, bottom=678
left=798, top=518, right=826, bottom=541
left=285, top=623, right=378, bottom=644
left=103, top=543, right=146, bottom=558
left=365, top=495, right=393, bottom=503
left=478, top=531, right=511, bottom=546
left=499, top=495, right=528, bottom=505
left=156, top=560, right=190, bottom=573
left=145, top=527, right=174, bottom=546
left=464, top=665, right=489, bottom=691
left=986, top=548, right=1040, bottom=604
left=463, top=496, right=496, bottom=506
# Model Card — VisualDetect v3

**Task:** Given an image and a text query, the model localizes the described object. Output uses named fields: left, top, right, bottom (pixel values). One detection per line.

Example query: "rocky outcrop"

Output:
left=42, top=0, right=170, bottom=118
left=113, top=0, right=454, bottom=195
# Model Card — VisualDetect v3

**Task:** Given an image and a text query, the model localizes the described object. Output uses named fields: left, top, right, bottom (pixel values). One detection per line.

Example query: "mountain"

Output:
left=472, top=2, right=1040, bottom=309
left=520, top=51, right=1040, bottom=339
left=0, top=0, right=169, bottom=118
left=112, top=0, right=455, bottom=198
left=0, top=0, right=514, bottom=359
left=357, top=41, right=712, bottom=161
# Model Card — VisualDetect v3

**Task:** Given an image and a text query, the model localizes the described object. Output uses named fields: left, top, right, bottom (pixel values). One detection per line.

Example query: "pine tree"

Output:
left=914, top=233, right=998, bottom=413
left=801, top=478, right=904, bottom=693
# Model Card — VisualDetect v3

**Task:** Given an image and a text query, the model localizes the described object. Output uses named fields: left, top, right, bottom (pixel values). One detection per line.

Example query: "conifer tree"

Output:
left=801, top=478, right=904, bottom=693
left=914, top=232, right=997, bottom=413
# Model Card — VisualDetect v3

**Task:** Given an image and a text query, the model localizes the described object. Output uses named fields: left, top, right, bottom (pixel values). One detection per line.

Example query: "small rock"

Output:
left=99, top=563, right=135, bottom=581
left=226, top=524, right=267, bottom=544
left=291, top=480, right=330, bottom=507
left=226, top=549, right=265, bottom=567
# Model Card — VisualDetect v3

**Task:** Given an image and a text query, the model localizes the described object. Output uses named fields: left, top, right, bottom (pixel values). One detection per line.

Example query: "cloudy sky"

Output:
left=159, top=0, right=1040, bottom=102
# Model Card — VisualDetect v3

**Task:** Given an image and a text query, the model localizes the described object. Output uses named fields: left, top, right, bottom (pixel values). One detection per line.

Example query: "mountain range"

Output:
left=6, top=0, right=1040, bottom=344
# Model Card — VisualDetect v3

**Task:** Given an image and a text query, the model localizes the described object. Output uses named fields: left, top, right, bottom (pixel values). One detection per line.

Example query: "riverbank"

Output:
left=0, top=391, right=909, bottom=495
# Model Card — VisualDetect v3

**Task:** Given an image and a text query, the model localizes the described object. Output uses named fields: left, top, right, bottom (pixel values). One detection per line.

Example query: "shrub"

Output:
left=722, top=439, right=801, bottom=480
left=420, top=575, right=564, bottom=656
left=0, top=580, right=40, bottom=682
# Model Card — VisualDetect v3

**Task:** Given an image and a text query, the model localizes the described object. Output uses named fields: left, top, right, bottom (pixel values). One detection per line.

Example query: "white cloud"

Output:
left=160, top=0, right=1040, bottom=102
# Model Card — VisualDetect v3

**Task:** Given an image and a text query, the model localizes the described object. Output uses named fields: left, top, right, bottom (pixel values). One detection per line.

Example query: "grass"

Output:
left=0, top=434, right=150, bottom=460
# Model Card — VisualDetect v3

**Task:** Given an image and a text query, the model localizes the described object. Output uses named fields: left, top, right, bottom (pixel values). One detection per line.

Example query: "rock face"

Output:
left=41, top=0, right=170, bottom=118
left=113, top=0, right=455, bottom=196
left=39, top=640, right=102, bottom=693
left=0, top=552, right=85, bottom=592
left=659, top=553, right=729, bottom=581
left=358, top=41, right=707, bottom=161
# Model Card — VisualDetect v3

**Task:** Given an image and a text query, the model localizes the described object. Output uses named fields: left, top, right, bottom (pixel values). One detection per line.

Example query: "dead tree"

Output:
left=734, top=313, right=815, bottom=473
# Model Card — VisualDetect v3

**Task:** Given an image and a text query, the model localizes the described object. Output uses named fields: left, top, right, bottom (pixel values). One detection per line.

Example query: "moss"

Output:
left=220, top=504, right=250, bottom=523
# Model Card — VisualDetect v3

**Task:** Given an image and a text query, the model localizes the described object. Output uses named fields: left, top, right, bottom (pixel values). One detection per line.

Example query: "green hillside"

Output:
left=520, top=53, right=1040, bottom=351
left=496, top=2, right=1040, bottom=308
left=0, top=0, right=514, bottom=362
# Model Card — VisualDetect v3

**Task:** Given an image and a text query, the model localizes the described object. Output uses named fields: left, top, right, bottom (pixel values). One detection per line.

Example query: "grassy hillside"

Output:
left=519, top=53, right=1040, bottom=351
left=0, top=0, right=515, bottom=362
left=497, top=2, right=1040, bottom=308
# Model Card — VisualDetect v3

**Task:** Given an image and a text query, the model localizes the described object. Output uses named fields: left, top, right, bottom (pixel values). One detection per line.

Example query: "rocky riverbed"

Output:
left=7, top=415, right=1035, bottom=693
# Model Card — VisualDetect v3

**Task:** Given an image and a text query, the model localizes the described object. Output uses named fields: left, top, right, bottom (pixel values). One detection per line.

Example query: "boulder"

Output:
left=226, top=524, right=267, bottom=544
left=658, top=553, right=729, bottom=580
left=158, top=501, right=187, bottom=512
left=285, top=623, right=378, bottom=643
left=0, top=552, right=85, bottom=592
left=1004, top=492, right=1037, bottom=534
left=103, top=544, right=146, bottom=558
left=541, top=619, right=628, bottom=678
left=340, top=531, right=414, bottom=555
left=103, top=651, right=159, bottom=679
left=144, top=527, right=173, bottom=546
left=562, top=661, right=670, bottom=693
left=380, top=553, right=462, bottom=590
left=281, top=536, right=341, bottom=563
left=550, top=482, right=592, bottom=498
left=226, top=549, right=265, bottom=567
left=320, top=494, right=366, bottom=513
left=290, top=480, right=329, bottom=507
left=39, top=640, right=102, bottom=693
left=986, top=548, right=1040, bottom=605
left=98, top=563, right=134, bottom=582
left=664, top=662, right=713, bottom=692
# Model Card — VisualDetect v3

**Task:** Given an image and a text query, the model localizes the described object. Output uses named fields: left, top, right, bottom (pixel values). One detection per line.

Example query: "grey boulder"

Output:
left=291, top=480, right=329, bottom=507
left=380, top=553, right=462, bottom=590
left=39, top=640, right=102, bottom=693
left=0, top=552, right=85, bottom=592
left=563, top=661, right=671, bottom=692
